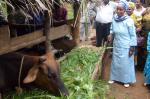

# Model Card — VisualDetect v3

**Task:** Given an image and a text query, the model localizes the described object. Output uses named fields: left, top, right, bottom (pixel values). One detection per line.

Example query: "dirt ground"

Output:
left=103, top=53, right=150, bottom=99
left=83, top=29, right=150, bottom=99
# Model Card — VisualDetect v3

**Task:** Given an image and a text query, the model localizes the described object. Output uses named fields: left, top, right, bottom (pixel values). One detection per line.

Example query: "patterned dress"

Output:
left=144, top=32, right=150, bottom=84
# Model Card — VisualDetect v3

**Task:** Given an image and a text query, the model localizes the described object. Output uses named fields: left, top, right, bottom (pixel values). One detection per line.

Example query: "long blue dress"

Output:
left=144, top=32, right=150, bottom=84
left=110, top=16, right=137, bottom=84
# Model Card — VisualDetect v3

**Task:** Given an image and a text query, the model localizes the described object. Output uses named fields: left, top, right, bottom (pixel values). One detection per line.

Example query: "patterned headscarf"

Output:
left=114, top=0, right=129, bottom=22
left=118, top=0, right=129, bottom=11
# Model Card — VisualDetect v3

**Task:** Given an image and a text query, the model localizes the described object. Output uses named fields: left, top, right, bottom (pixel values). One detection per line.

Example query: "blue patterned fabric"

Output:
left=114, top=14, right=128, bottom=22
left=119, top=0, right=129, bottom=11
left=144, top=32, right=150, bottom=84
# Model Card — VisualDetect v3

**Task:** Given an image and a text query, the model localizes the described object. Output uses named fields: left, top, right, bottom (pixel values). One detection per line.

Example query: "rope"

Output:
left=16, top=55, right=25, bottom=94
left=19, top=56, right=25, bottom=87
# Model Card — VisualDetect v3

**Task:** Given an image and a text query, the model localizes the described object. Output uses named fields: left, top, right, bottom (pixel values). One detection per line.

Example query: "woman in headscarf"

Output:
left=127, top=2, right=141, bottom=32
left=127, top=2, right=142, bottom=68
left=133, top=0, right=146, bottom=71
left=107, top=0, right=137, bottom=88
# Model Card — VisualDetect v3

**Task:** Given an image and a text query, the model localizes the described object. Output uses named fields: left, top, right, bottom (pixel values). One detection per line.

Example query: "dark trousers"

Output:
left=137, top=47, right=146, bottom=71
left=95, top=22, right=111, bottom=47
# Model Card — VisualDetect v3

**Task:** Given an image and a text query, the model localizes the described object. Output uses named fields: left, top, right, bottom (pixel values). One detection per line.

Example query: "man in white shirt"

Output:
left=90, top=0, right=114, bottom=47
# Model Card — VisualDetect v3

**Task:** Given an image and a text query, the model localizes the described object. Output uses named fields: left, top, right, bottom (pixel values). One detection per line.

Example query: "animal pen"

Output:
left=0, top=0, right=107, bottom=78
left=0, top=0, right=80, bottom=55
left=0, top=0, right=110, bottom=98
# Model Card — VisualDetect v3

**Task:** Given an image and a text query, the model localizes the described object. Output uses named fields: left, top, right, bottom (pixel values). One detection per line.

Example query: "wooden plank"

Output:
left=0, top=26, right=10, bottom=55
left=10, top=36, right=46, bottom=51
left=10, top=23, right=43, bottom=28
left=0, top=24, right=71, bottom=55
left=0, top=29, right=45, bottom=55
left=0, top=37, right=46, bottom=55
left=11, top=29, right=43, bottom=46
left=0, top=25, right=10, bottom=49
left=49, top=25, right=71, bottom=40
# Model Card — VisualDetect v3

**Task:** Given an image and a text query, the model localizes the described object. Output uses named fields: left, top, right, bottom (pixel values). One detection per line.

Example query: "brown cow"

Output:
left=0, top=52, right=68, bottom=97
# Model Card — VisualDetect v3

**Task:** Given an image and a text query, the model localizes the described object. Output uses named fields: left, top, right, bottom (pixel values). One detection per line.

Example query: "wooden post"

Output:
left=43, top=10, right=52, bottom=53
left=8, top=11, right=17, bottom=38
left=72, top=1, right=80, bottom=45
left=0, top=26, right=10, bottom=49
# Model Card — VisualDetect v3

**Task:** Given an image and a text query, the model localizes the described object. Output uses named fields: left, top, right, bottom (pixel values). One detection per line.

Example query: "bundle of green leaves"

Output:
left=60, top=46, right=108, bottom=99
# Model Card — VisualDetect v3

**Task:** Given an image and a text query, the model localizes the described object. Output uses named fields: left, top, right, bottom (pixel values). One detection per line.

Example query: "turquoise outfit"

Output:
left=144, top=32, right=150, bottom=84
left=110, top=15, right=137, bottom=83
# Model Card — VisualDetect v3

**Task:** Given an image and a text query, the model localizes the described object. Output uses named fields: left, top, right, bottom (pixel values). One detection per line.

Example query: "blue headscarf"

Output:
left=114, top=0, right=129, bottom=22
left=118, top=0, right=129, bottom=11
left=114, top=0, right=128, bottom=22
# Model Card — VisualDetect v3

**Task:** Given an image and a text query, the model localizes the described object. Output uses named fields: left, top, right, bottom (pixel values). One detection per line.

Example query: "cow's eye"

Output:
left=51, top=72, right=57, bottom=78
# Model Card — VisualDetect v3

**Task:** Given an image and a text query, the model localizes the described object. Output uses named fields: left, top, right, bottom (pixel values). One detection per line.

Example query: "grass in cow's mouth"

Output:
left=4, top=46, right=109, bottom=99
left=4, top=88, right=61, bottom=99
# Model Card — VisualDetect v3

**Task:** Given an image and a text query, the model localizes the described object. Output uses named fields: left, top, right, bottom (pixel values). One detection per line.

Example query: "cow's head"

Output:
left=23, top=52, right=69, bottom=96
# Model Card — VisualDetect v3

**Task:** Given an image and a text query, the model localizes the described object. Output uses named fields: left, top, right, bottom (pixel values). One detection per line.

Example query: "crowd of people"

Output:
left=80, top=0, right=150, bottom=88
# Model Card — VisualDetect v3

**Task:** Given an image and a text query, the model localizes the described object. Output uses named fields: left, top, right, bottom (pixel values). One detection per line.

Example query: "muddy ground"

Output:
left=103, top=53, right=150, bottom=99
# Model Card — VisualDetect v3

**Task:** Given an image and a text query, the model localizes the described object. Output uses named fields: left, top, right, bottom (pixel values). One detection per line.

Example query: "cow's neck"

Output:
left=0, top=53, right=38, bottom=83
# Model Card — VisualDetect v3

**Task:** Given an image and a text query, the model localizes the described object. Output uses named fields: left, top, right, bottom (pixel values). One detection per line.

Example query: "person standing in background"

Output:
left=133, top=0, right=145, bottom=30
left=108, top=0, right=137, bottom=88
left=127, top=2, right=142, bottom=67
left=133, top=0, right=146, bottom=71
left=80, top=0, right=95, bottom=42
left=90, top=0, right=114, bottom=47
left=127, top=2, right=142, bottom=32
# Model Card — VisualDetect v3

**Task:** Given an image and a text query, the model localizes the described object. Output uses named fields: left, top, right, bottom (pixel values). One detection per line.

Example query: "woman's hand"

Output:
left=136, top=27, right=141, bottom=33
left=129, top=46, right=134, bottom=57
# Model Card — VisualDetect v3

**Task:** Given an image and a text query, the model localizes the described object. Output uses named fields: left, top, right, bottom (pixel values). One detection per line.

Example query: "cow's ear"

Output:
left=39, top=56, right=46, bottom=63
left=23, top=66, right=39, bottom=84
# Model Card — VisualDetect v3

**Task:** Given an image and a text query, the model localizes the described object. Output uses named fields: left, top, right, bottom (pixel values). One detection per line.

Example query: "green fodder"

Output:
left=60, top=47, right=108, bottom=99
left=4, top=89, right=57, bottom=99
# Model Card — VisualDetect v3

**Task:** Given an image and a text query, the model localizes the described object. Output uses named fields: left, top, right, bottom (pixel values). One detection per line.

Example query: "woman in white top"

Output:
left=134, top=0, right=146, bottom=17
